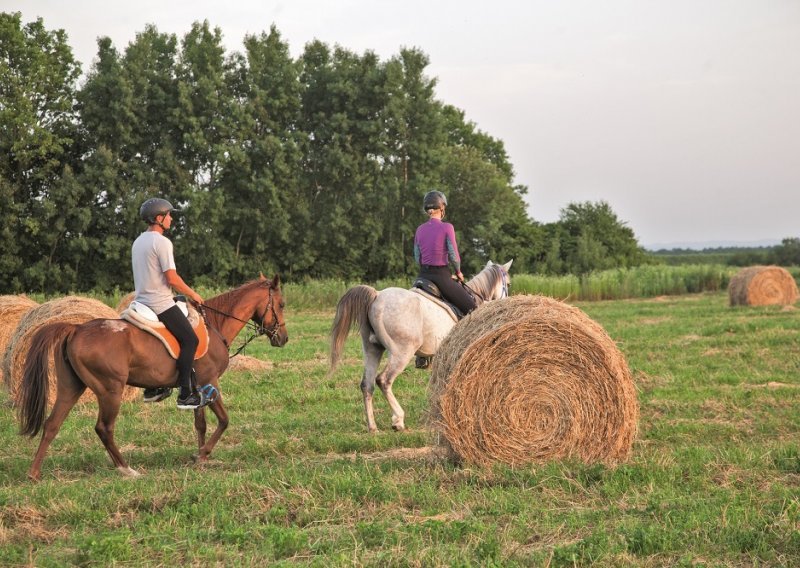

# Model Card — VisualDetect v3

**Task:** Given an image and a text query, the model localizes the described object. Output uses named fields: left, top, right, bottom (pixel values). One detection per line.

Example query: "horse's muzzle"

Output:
left=270, top=330, right=288, bottom=347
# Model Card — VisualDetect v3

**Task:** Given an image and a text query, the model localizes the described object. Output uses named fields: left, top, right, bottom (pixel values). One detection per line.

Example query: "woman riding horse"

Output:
left=413, top=190, right=476, bottom=368
left=414, top=190, right=477, bottom=315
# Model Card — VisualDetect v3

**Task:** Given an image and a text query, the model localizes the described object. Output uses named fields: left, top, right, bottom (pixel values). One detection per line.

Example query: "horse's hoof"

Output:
left=27, top=472, right=41, bottom=483
left=118, top=466, right=141, bottom=478
left=367, top=427, right=379, bottom=434
left=392, top=424, right=405, bottom=432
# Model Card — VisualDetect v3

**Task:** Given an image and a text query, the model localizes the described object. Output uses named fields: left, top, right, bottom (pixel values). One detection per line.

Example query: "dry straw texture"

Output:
left=728, top=266, right=799, bottom=307
left=228, top=354, right=273, bottom=372
left=428, top=295, right=639, bottom=467
left=2, top=296, right=139, bottom=406
left=0, top=295, right=39, bottom=384
left=115, top=292, right=135, bottom=314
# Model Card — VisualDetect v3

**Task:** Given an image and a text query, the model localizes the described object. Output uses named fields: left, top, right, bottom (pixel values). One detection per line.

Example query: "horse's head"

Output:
left=481, top=259, right=513, bottom=301
left=254, top=273, right=288, bottom=347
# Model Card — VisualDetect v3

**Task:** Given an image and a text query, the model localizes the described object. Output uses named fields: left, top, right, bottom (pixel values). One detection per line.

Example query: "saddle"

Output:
left=411, top=278, right=464, bottom=322
left=120, top=298, right=210, bottom=360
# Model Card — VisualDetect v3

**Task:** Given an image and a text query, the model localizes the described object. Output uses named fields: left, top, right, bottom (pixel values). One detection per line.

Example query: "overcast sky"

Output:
left=7, top=0, right=800, bottom=248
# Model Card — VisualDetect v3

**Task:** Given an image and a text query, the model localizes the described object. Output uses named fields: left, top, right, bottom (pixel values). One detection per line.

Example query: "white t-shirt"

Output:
left=131, top=231, right=177, bottom=315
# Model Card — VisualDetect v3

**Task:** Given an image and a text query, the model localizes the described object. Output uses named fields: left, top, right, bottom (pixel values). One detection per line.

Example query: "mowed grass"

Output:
left=1, top=293, right=799, bottom=566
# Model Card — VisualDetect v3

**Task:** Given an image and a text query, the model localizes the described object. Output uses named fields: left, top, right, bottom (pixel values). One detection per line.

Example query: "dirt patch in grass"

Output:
left=319, top=446, right=447, bottom=465
left=0, top=505, right=67, bottom=545
left=228, top=354, right=273, bottom=372
left=638, top=316, right=672, bottom=325
left=745, top=381, right=799, bottom=389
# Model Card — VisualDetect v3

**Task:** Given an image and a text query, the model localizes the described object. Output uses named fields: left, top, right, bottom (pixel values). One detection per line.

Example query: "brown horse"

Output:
left=18, top=274, right=288, bottom=481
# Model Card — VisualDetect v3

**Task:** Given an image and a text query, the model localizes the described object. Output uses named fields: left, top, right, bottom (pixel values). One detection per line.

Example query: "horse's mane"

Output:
left=204, top=278, right=268, bottom=330
left=467, top=264, right=505, bottom=301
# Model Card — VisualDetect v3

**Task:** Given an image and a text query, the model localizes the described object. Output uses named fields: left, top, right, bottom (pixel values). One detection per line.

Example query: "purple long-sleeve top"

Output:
left=414, top=218, right=461, bottom=273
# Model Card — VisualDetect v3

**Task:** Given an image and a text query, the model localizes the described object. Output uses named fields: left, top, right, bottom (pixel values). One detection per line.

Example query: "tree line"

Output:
left=652, top=238, right=800, bottom=267
left=1, top=13, right=649, bottom=294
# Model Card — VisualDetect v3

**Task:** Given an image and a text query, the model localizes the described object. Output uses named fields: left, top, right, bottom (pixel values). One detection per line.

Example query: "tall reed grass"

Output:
left=513, top=264, right=737, bottom=301
left=33, top=265, right=800, bottom=309
left=283, top=265, right=743, bottom=308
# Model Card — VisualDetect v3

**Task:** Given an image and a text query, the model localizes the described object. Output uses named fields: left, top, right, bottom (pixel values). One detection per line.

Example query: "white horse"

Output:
left=329, top=260, right=512, bottom=432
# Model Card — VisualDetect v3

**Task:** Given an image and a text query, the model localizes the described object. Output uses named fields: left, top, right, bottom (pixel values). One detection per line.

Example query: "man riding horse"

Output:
left=133, top=197, right=207, bottom=409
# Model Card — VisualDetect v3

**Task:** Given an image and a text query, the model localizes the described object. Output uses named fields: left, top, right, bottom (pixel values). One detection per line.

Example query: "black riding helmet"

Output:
left=139, top=198, right=178, bottom=224
left=423, top=190, right=447, bottom=212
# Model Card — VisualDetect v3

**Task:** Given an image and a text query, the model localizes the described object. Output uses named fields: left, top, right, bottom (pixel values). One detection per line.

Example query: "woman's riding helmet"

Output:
left=139, top=198, right=177, bottom=224
left=423, top=190, right=447, bottom=212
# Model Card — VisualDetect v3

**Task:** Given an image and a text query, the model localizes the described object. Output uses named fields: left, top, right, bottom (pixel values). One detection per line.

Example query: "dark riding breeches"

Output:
left=157, top=304, right=199, bottom=391
left=418, top=265, right=477, bottom=315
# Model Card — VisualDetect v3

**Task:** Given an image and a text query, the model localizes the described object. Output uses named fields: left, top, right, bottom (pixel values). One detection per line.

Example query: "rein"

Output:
left=198, top=287, right=283, bottom=358
left=463, top=267, right=509, bottom=304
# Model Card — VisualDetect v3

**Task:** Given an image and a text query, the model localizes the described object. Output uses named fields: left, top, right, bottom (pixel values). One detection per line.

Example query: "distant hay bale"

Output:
left=3, top=296, right=139, bottom=406
left=428, top=295, right=639, bottom=467
left=0, top=295, right=39, bottom=384
left=115, top=292, right=135, bottom=314
left=227, top=354, right=273, bottom=372
left=728, top=266, right=799, bottom=307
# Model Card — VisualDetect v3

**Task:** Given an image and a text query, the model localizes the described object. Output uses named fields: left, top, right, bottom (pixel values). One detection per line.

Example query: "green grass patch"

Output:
left=1, top=291, right=799, bottom=565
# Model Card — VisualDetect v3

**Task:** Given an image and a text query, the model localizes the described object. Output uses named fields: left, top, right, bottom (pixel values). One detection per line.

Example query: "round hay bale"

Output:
left=3, top=296, right=139, bottom=406
left=428, top=295, right=639, bottom=467
left=728, top=266, right=799, bottom=307
left=0, top=295, right=39, bottom=384
left=227, top=354, right=273, bottom=372
left=115, top=292, right=136, bottom=314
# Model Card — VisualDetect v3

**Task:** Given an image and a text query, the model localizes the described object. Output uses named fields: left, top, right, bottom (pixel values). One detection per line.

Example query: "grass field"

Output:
left=1, top=291, right=799, bottom=566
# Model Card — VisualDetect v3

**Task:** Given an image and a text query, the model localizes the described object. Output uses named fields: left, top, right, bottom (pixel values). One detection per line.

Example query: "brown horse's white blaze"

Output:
left=329, top=260, right=512, bottom=432
left=17, top=274, right=288, bottom=481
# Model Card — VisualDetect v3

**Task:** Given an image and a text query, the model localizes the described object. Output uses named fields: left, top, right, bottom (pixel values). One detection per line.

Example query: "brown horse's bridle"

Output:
left=199, top=286, right=284, bottom=357
left=253, top=288, right=284, bottom=340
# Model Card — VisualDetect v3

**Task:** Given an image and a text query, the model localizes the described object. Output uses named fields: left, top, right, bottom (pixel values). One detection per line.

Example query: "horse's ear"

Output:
left=259, top=272, right=266, bottom=280
left=503, top=260, right=513, bottom=271
left=485, top=260, right=494, bottom=268
left=271, top=274, right=281, bottom=288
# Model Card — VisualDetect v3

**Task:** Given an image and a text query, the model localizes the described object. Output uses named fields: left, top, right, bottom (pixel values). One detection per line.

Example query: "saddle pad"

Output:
left=120, top=306, right=210, bottom=360
left=410, top=288, right=459, bottom=323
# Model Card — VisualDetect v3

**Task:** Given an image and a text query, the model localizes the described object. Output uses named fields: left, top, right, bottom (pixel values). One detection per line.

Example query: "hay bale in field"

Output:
left=115, top=292, right=135, bottom=314
left=728, top=266, right=799, bottom=307
left=227, top=354, right=273, bottom=372
left=428, top=295, right=639, bottom=467
left=3, top=296, right=139, bottom=406
left=0, top=295, right=39, bottom=384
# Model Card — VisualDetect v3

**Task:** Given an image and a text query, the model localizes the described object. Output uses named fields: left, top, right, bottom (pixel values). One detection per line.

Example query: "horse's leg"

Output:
left=196, top=395, right=228, bottom=462
left=376, top=347, right=416, bottom=431
left=93, top=388, right=139, bottom=477
left=194, top=406, right=208, bottom=449
left=27, top=384, right=86, bottom=482
left=360, top=340, right=385, bottom=433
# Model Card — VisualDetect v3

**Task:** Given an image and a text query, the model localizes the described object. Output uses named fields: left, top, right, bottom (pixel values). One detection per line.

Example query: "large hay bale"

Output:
left=115, top=292, right=136, bottom=314
left=0, top=295, right=39, bottom=384
left=728, top=266, right=799, bottom=307
left=3, top=296, right=139, bottom=406
left=428, top=295, right=639, bottom=467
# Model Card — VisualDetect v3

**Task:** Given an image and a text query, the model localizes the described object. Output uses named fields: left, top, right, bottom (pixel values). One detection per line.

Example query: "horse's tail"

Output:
left=329, top=285, right=378, bottom=375
left=18, top=322, right=76, bottom=437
